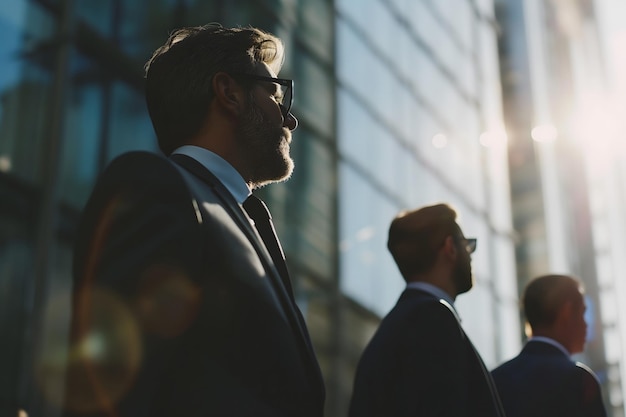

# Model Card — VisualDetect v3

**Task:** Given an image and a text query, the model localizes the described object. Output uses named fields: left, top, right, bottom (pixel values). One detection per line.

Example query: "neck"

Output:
left=531, top=329, right=573, bottom=354
left=407, top=272, right=457, bottom=300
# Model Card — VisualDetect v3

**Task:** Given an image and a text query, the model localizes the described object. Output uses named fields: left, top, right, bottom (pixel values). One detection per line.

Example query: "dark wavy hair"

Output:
left=387, top=204, right=462, bottom=281
left=144, top=23, right=285, bottom=155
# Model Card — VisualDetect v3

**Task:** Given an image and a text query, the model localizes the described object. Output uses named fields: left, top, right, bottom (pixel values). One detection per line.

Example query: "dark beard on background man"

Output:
left=236, top=99, right=294, bottom=188
left=452, top=255, right=473, bottom=296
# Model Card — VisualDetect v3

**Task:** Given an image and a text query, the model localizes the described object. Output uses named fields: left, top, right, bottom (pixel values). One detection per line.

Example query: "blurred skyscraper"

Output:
left=497, top=0, right=626, bottom=415
left=3, top=1, right=624, bottom=417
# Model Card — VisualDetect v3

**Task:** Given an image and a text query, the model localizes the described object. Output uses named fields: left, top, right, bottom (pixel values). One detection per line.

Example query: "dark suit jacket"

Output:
left=349, top=288, right=505, bottom=417
left=65, top=151, right=325, bottom=417
left=491, top=340, right=606, bottom=417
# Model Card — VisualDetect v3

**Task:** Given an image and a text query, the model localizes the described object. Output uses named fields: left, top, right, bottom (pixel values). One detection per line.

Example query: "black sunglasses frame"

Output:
left=230, top=73, right=293, bottom=119
left=463, top=238, right=477, bottom=255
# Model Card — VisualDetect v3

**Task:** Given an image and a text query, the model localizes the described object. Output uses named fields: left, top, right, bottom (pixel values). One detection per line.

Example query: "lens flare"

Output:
left=136, top=263, right=201, bottom=338
left=531, top=124, right=558, bottom=142
left=62, top=289, right=142, bottom=414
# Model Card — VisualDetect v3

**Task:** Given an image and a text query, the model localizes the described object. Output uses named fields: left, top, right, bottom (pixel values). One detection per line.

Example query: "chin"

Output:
left=456, top=283, right=472, bottom=296
left=250, top=159, right=294, bottom=189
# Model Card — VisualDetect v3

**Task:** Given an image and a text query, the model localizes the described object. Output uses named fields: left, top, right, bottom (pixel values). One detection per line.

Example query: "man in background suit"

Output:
left=349, top=204, right=506, bottom=417
left=63, top=24, right=325, bottom=417
left=491, top=274, right=606, bottom=417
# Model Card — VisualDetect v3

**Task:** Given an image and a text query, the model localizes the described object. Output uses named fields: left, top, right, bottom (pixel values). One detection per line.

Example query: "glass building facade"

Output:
left=1, top=1, right=520, bottom=416
left=496, top=0, right=626, bottom=415
left=334, top=0, right=520, bottom=412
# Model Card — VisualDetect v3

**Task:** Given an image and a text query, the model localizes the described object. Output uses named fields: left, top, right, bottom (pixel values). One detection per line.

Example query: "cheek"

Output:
left=256, top=96, right=282, bottom=124
left=579, top=316, right=588, bottom=337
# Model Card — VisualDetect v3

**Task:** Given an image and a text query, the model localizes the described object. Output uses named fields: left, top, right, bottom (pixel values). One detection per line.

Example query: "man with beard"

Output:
left=64, top=24, right=325, bottom=417
left=349, top=204, right=506, bottom=417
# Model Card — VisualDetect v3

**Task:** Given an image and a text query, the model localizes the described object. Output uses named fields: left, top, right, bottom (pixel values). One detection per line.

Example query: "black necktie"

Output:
left=243, top=195, right=295, bottom=299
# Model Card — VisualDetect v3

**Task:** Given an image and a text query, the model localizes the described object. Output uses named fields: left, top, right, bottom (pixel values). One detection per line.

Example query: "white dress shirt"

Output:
left=171, top=145, right=251, bottom=203
left=406, top=281, right=460, bottom=322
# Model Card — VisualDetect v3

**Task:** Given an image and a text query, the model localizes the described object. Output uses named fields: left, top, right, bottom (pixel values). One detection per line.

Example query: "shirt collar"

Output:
left=528, top=336, right=571, bottom=357
left=406, top=282, right=458, bottom=316
left=172, top=145, right=251, bottom=204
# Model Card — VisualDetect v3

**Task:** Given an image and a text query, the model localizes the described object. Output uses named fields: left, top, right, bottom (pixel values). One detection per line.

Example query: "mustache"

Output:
left=282, top=128, right=292, bottom=143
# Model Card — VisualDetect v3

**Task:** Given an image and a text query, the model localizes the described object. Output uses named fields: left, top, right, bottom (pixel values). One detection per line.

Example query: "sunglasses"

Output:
left=230, top=73, right=293, bottom=119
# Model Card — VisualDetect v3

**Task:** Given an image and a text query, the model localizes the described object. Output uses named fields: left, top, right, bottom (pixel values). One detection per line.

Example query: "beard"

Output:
left=452, top=254, right=473, bottom=296
left=235, top=99, right=294, bottom=189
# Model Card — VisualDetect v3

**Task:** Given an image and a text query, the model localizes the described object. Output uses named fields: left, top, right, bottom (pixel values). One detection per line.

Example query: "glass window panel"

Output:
left=281, top=130, right=335, bottom=279
left=487, top=143, right=515, bottom=229
left=366, top=0, right=398, bottom=56
left=478, top=22, right=504, bottom=123
left=119, top=1, right=186, bottom=57
left=395, top=25, right=416, bottom=96
left=336, top=21, right=369, bottom=93
left=0, top=1, right=29, bottom=91
left=337, top=90, right=387, bottom=177
left=414, top=112, right=447, bottom=168
left=294, top=51, right=334, bottom=137
left=336, top=0, right=378, bottom=27
left=0, top=233, right=34, bottom=410
left=107, top=82, right=157, bottom=159
left=59, top=70, right=103, bottom=209
left=337, top=15, right=397, bottom=121
left=460, top=54, right=478, bottom=101
left=60, top=58, right=154, bottom=209
left=394, top=151, right=440, bottom=209
left=339, top=164, right=404, bottom=315
left=456, top=283, right=497, bottom=365
left=396, top=84, right=421, bottom=145
left=75, top=1, right=114, bottom=38
left=0, top=1, right=56, bottom=185
left=433, top=0, right=474, bottom=53
left=299, top=0, right=333, bottom=61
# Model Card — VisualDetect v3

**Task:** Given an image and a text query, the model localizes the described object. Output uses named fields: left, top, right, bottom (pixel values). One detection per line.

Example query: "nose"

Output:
left=284, top=111, right=298, bottom=131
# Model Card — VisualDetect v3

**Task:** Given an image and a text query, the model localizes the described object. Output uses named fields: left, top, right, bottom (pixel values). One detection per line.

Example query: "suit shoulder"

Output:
left=93, top=151, right=186, bottom=192
left=395, top=293, right=459, bottom=321
left=575, top=362, right=599, bottom=377
left=574, top=361, right=602, bottom=385
left=381, top=294, right=463, bottom=340
left=105, top=151, right=176, bottom=176
left=574, top=362, right=606, bottom=413
left=491, top=355, right=517, bottom=373
left=78, top=151, right=195, bottom=231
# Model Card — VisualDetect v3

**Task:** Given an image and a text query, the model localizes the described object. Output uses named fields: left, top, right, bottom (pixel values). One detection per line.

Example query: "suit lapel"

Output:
left=169, top=154, right=319, bottom=368
left=169, top=154, right=287, bottom=293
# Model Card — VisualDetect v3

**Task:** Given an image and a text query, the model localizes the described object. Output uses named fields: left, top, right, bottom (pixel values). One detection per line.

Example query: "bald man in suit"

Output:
left=491, top=274, right=606, bottom=417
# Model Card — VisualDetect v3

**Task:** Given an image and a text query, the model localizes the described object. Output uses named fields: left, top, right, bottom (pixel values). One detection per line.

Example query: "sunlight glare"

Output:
left=432, top=133, right=447, bottom=149
left=479, top=130, right=508, bottom=148
left=531, top=124, right=558, bottom=142
left=573, top=94, right=622, bottom=172
left=356, top=226, right=375, bottom=242
left=0, top=155, right=11, bottom=172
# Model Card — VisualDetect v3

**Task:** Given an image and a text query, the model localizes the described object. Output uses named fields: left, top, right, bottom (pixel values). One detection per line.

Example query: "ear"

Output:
left=212, top=72, right=246, bottom=116
left=441, top=235, right=458, bottom=258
